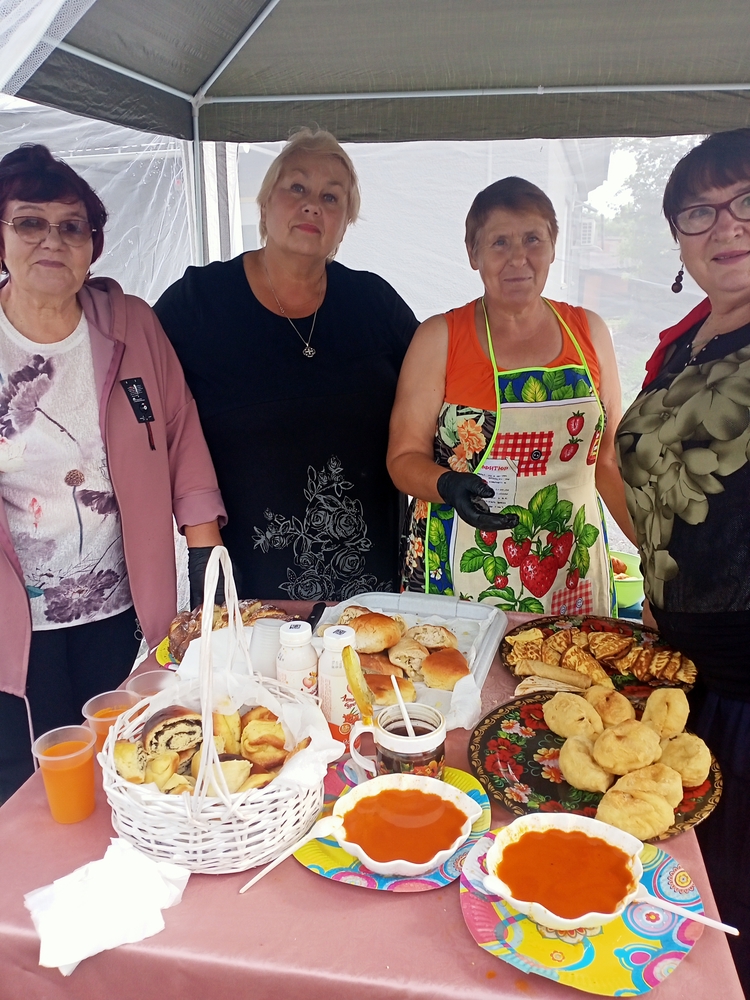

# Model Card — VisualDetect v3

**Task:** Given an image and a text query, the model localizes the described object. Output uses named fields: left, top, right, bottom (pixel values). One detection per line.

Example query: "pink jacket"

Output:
left=0, top=278, right=227, bottom=697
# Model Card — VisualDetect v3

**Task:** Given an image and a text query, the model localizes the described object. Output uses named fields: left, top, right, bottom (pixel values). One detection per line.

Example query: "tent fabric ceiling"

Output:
left=17, top=0, right=750, bottom=142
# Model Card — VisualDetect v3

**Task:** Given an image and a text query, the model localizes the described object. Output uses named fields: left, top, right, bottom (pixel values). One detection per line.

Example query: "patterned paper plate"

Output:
left=293, top=763, right=490, bottom=891
left=468, top=694, right=722, bottom=841
left=500, top=614, right=694, bottom=696
left=460, top=831, right=704, bottom=995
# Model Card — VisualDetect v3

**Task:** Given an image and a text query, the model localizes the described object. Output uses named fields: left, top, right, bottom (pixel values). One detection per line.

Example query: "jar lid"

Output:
left=322, top=624, right=355, bottom=652
left=279, top=620, right=313, bottom=646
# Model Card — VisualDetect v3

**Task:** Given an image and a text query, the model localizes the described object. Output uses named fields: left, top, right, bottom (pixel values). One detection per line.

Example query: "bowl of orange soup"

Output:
left=482, top=813, right=643, bottom=929
left=329, top=773, right=483, bottom=876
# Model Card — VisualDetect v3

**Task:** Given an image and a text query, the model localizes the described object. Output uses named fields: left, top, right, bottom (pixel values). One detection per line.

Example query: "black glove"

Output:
left=188, top=546, right=226, bottom=610
left=436, top=471, right=520, bottom=531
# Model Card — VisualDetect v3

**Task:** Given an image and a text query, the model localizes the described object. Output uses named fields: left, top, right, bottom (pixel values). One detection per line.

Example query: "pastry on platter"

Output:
left=542, top=692, right=603, bottom=740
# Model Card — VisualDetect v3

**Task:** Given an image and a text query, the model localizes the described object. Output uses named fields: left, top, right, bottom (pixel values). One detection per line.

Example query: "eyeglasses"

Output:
left=0, top=216, right=95, bottom=247
left=674, top=190, right=750, bottom=235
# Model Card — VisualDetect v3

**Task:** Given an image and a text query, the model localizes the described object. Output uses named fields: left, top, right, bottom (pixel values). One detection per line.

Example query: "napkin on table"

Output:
left=24, top=838, right=190, bottom=976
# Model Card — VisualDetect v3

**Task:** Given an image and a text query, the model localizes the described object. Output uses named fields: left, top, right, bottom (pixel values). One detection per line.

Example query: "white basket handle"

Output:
left=193, top=545, right=250, bottom=808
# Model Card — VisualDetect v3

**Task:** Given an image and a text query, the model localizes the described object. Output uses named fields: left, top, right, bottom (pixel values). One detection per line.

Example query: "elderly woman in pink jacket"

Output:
left=0, top=144, right=226, bottom=800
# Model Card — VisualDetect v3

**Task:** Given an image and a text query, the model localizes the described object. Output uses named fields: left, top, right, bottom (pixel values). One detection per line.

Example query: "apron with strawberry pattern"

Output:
left=400, top=299, right=615, bottom=616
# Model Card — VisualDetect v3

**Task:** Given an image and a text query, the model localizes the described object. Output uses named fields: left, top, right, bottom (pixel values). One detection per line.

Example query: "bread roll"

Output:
left=641, top=688, right=690, bottom=740
left=596, top=787, right=674, bottom=840
left=337, top=604, right=371, bottom=626
left=612, top=763, right=684, bottom=809
left=207, top=756, right=252, bottom=795
left=144, top=750, right=180, bottom=789
left=364, top=673, right=417, bottom=706
left=350, top=613, right=403, bottom=652
left=584, top=686, right=636, bottom=727
left=388, top=637, right=429, bottom=679
left=358, top=652, right=404, bottom=676
left=592, top=719, right=662, bottom=775
left=241, top=718, right=288, bottom=769
left=142, top=706, right=202, bottom=755
left=421, top=648, right=470, bottom=690
left=213, top=710, right=242, bottom=755
left=405, top=624, right=459, bottom=651
left=162, top=773, right=195, bottom=795
left=543, top=692, right=603, bottom=740
left=113, top=739, right=148, bottom=783
left=238, top=769, right=279, bottom=792
left=659, top=733, right=712, bottom=787
left=559, top=735, right=614, bottom=793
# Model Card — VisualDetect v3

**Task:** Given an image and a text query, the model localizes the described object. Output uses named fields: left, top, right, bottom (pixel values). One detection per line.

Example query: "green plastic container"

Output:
left=611, top=550, right=644, bottom=610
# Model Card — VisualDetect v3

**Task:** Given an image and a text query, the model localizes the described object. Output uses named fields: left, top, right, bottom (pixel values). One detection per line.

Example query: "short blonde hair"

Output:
left=257, top=127, right=360, bottom=242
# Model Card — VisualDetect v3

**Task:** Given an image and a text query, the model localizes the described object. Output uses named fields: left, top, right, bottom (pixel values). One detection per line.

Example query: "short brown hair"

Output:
left=663, top=129, right=750, bottom=238
left=0, top=144, right=106, bottom=265
left=465, top=176, right=558, bottom=250
left=257, top=127, right=360, bottom=243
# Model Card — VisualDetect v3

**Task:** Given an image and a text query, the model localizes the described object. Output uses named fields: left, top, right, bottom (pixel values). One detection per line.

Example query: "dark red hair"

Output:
left=0, top=144, right=106, bottom=265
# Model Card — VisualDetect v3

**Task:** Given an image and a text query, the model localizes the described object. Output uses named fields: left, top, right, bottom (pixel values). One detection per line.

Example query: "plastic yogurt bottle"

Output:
left=318, top=625, right=358, bottom=747
left=275, top=621, right=318, bottom=695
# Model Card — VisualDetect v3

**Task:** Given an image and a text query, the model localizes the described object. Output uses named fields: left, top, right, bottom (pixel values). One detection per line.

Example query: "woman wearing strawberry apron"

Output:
left=388, top=177, right=635, bottom=613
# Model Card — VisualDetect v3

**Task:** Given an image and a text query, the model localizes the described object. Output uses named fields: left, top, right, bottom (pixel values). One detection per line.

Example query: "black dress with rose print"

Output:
left=155, top=255, right=417, bottom=601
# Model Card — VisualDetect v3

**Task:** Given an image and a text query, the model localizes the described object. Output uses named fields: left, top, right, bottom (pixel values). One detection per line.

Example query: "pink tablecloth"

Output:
left=0, top=609, right=742, bottom=1000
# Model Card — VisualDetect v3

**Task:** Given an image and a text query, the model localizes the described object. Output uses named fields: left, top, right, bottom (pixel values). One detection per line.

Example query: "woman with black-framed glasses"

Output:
left=0, top=144, right=226, bottom=801
left=616, top=128, right=750, bottom=990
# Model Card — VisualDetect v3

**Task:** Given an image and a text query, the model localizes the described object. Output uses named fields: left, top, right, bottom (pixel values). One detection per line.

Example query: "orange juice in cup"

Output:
left=32, top=725, right=97, bottom=823
left=82, top=690, right=140, bottom=752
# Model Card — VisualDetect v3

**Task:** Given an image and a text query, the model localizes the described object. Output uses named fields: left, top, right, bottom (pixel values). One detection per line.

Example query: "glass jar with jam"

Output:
left=349, top=704, right=446, bottom=779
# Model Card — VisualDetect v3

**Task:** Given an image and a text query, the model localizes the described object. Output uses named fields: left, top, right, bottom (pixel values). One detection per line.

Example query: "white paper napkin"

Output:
left=24, top=839, right=190, bottom=976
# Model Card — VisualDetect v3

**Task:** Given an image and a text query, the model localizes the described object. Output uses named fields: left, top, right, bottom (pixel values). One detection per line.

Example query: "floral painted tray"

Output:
left=460, top=831, right=704, bottom=995
left=501, top=614, right=695, bottom=696
left=293, top=763, right=490, bottom=891
left=468, top=694, right=722, bottom=841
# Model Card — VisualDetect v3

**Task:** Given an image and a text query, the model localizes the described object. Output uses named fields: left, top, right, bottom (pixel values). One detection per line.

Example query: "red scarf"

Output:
left=642, top=298, right=711, bottom=388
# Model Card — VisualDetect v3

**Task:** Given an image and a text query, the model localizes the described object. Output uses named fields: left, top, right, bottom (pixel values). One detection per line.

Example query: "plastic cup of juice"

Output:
left=31, top=725, right=97, bottom=823
left=81, top=690, right=140, bottom=752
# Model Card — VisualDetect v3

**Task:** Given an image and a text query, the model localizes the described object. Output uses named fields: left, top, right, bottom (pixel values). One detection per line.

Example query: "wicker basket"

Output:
left=101, top=547, right=331, bottom=874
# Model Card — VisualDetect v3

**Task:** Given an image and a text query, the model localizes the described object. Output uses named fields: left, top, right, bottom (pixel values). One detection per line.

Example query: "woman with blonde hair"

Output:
left=155, top=128, right=418, bottom=600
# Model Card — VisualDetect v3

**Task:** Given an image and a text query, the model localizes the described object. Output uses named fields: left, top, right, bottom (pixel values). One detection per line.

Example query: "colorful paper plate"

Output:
left=468, top=694, right=722, bottom=841
left=460, top=831, right=704, bottom=995
left=293, top=763, right=490, bottom=891
left=501, top=615, right=694, bottom=696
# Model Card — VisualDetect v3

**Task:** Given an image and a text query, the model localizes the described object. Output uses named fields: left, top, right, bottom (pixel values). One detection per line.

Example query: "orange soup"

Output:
left=494, top=829, right=635, bottom=919
left=342, top=788, right=467, bottom=864
left=39, top=740, right=95, bottom=823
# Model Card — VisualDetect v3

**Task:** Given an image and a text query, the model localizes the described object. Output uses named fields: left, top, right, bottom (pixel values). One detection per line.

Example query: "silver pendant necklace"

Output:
left=263, top=257, right=323, bottom=358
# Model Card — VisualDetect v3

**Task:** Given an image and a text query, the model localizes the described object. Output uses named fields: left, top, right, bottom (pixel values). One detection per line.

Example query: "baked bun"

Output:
left=238, top=769, right=279, bottom=792
left=365, top=673, right=417, bottom=706
left=240, top=717, right=288, bottom=769
left=213, top=710, right=242, bottom=756
left=421, top=648, right=470, bottom=690
left=559, top=735, right=614, bottom=793
left=543, top=692, right=603, bottom=740
left=659, top=733, right=712, bottom=786
left=113, top=739, right=148, bottom=783
left=358, top=652, right=404, bottom=676
left=612, top=763, right=684, bottom=809
left=641, top=688, right=690, bottom=740
left=592, top=719, right=662, bottom=775
left=388, top=637, right=429, bottom=680
left=405, top=624, right=459, bottom=650
left=337, top=604, right=371, bottom=626
left=142, top=706, right=202, bottom=755
left=161, top=773, right=195, bottom=795
left=350, top=613, right=403, bottom=652
left=596, top=787, right=674, bottom=840
left=207, top=756, right=252, bottom=795
left=144, top=750, right=180, bottom=789
left=584, top=685, right=636, bottom=727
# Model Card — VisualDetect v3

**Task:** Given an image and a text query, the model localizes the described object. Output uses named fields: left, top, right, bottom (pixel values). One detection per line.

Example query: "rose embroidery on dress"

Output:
left=252, top=456, right=388, bottom=600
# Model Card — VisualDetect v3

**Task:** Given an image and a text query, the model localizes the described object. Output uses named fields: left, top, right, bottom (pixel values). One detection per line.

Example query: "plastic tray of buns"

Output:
left=317, top=592, right=507, bottom=728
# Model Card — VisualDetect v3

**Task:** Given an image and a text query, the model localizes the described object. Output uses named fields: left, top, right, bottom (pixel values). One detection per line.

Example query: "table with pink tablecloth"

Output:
left=0, top=608, right=742, bottom=1000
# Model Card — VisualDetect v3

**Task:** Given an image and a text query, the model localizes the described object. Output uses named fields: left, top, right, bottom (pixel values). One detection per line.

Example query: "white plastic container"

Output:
left=248, top=618, right=284, bottom=678
left=276, top=620, right=318, bottom=695
left=318, top=625, right=357, bottom=747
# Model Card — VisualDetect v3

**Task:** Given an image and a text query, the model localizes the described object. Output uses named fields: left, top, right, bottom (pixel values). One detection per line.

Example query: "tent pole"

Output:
left=193, top=0, right=282, bottom=103
left=192, top=105, right=205, bottom=267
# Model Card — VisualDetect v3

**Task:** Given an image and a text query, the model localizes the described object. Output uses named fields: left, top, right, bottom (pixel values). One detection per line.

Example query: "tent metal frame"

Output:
left=46, top=0, right=750, bottom=262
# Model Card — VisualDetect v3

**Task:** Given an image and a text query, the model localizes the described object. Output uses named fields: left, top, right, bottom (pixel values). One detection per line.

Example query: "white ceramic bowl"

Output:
left=330, top=773, right=483, bottom=877
left=482, top=813, right=643, bottom=929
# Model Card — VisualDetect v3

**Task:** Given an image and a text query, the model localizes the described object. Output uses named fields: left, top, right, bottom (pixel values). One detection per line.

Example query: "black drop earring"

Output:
left=672, top=265, right=684, bottom=293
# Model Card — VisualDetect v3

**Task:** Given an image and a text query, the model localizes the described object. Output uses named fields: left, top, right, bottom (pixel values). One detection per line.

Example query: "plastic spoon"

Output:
left=238, top=816, right=339, bottom=893
left=390, top=674, right=416, bottom=737
left=634, top=884, right=739, bottom=935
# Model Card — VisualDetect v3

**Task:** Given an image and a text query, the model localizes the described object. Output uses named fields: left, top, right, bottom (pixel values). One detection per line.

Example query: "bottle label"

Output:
left=319, top=672, right=359, bottom=748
